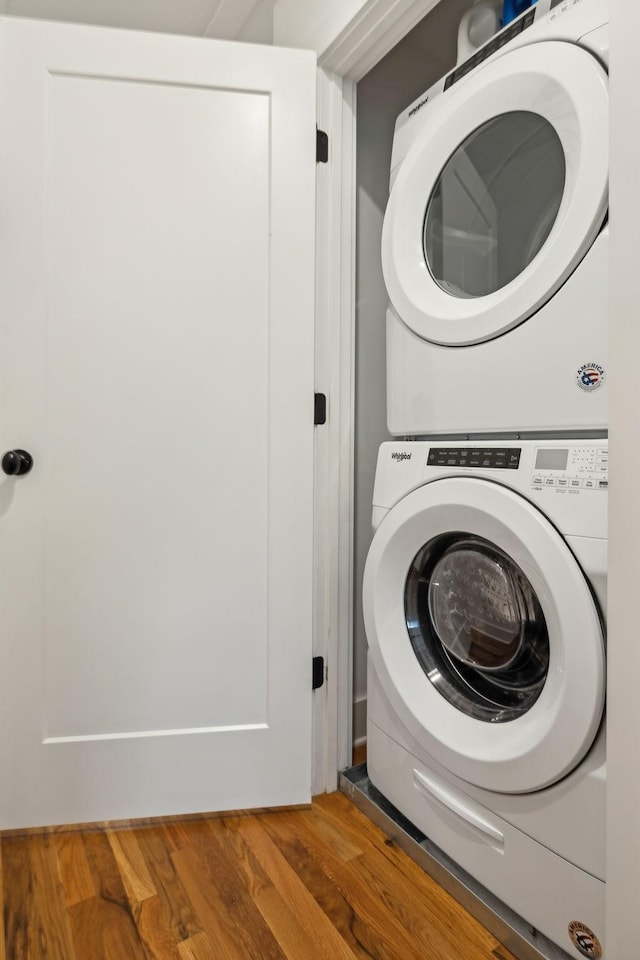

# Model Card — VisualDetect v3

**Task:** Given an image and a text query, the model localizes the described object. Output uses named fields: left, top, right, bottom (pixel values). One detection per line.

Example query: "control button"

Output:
left=544, top=477, right=556, bottom=487
left=570, top=479, right=583, bottom=488
left=584, top=479, right=596, bottom=489
left=556, top=478, right=568, bottom=487
left=532, top=476, right=544, bottom=487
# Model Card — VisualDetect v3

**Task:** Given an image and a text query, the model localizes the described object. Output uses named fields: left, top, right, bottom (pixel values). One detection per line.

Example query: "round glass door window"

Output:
left=423, top=111, right=566, bottom=299
left=405, top=534, right=549, bottom=722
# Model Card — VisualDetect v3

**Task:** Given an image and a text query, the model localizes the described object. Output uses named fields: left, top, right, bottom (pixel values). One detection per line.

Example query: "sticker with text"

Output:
left=576, top=363, right=605, bottom=392
left=568, top=920, right=603, bottom=959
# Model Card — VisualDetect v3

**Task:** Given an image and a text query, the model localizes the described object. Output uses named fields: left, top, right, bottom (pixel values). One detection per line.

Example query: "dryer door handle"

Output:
left=413, top=768, right=504, bottom=847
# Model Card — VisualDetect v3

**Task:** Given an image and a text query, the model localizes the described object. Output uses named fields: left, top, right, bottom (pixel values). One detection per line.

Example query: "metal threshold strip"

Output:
left=339, top=764, right=572, bottom=960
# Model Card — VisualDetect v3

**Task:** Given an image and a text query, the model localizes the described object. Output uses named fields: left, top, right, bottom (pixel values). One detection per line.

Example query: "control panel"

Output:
left=443, top=7, right=536, bottom=90
left=531, top=446, right=608, bottom=492
left=427, top=447, right=521, bottom=469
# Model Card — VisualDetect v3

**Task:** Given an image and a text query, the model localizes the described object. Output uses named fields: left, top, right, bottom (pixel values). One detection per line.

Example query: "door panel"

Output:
left=0, top=17, right=316, bottom=827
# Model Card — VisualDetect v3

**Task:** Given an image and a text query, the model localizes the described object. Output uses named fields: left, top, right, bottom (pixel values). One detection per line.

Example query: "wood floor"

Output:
left=0, top=791, right=518, bottom=960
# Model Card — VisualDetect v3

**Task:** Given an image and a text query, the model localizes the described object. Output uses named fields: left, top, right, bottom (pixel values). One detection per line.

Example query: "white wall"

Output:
left=237, top=0, right=274, bottom=44
left=274, top=0, right=374, bottom=53
left=353, top=0, right=474, bottom=740
left=606, top=1, right=640, bottom=954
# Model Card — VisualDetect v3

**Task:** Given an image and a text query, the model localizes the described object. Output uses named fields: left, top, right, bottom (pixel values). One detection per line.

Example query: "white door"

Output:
left=382, top=41, right=608, bottom=345
left=363, top=477, right=605, bottom=793
left=0, top=17, right=316, bottom=829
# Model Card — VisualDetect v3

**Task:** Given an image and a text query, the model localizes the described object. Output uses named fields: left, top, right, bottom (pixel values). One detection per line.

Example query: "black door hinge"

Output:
left=316, top=129, right=329, bottom=164
left=314, top=393, right=327, bottom=425
left=312, top=656, right=325, bottom=690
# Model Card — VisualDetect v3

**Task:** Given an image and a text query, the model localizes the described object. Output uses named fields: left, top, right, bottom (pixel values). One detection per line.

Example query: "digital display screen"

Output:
left=535, top=449, right=568, bottom=471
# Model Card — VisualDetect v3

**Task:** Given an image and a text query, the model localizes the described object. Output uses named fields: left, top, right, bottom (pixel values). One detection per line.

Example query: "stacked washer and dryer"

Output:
left=363, top=1, right=609, bottom=958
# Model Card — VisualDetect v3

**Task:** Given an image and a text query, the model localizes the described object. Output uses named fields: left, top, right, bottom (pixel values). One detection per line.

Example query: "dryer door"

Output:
left=381, top=41, right=608, bottom=346
left=363, top=477, right=605, bottom=793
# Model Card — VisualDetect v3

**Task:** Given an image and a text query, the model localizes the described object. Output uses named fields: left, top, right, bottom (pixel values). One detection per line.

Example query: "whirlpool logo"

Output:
left=391, top=452, right=412, bottom=462
left=408, top=95, right=429, bottom=118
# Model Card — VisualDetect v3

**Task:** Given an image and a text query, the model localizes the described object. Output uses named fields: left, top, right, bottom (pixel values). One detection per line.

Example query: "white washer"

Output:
left=382, top=0, right=608, bottom=437
left=363, top=439, right=607, bottom=958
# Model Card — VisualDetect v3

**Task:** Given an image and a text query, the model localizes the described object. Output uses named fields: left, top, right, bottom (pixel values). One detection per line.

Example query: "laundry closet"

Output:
left=353, top=0, right=609, bottom=750
left=350, top=1, right=610, bottom=957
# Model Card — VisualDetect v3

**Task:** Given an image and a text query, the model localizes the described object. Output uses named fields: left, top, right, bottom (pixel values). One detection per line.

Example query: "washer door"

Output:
left=363, top=478, right=605, bottom=793
left=381, top=41, right=608, bottom=346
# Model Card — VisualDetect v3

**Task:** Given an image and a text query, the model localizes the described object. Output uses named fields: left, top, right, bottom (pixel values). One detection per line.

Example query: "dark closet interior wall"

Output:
left=353, top=0, right=476, bottom=743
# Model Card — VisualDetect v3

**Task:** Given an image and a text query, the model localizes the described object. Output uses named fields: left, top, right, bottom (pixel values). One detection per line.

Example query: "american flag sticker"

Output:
left=576, top=363, right=605, bottom=392
left=568, top=920, right=602, bottom=958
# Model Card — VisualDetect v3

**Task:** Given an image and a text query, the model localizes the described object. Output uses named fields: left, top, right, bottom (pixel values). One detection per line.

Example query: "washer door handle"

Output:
left=413, top=768, right=504, bottom=847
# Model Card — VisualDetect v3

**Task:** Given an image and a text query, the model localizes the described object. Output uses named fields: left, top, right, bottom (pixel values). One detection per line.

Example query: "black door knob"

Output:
left=2, top=450, right=33, bottom=476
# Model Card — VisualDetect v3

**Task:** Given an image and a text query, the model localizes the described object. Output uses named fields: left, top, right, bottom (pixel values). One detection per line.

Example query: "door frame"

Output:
left=312, top=0, right=454, bottom=793
left=312, top=68, right=356, bottom=791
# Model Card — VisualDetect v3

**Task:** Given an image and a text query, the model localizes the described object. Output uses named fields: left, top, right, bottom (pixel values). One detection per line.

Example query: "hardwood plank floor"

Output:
left=1, top=792, right=517, bottom=960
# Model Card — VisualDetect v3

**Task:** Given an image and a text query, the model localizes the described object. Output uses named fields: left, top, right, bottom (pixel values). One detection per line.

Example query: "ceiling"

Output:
left=0, top=0, right=264, bottom=39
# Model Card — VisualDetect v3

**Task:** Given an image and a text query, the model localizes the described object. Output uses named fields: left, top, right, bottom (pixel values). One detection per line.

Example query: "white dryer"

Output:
left=363, top=439, right=607, bottom=958
left=382, top=0, right=609, bottom=437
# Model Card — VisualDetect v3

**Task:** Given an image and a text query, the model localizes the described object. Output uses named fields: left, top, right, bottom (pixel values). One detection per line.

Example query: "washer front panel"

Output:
left=363, top=477, right=605, bottom=793
left=381, top=41, right=608, bottom=346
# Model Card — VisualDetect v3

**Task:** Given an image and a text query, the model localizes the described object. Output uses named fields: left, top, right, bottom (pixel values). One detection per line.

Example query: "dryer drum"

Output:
left=423, top=110, right=566, bottom=299
left=405, top=534, right=550, bottom=722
